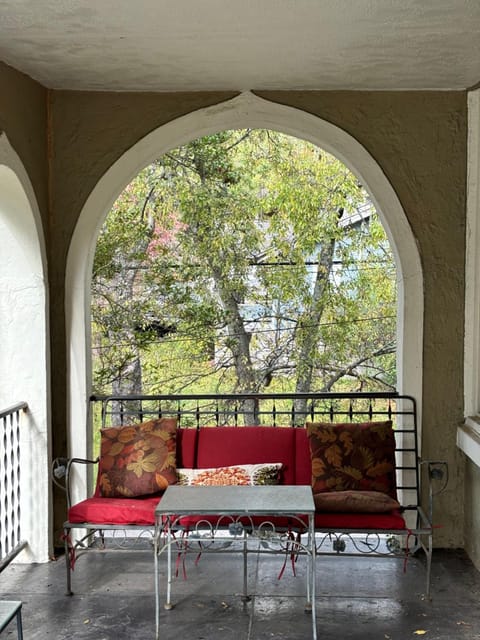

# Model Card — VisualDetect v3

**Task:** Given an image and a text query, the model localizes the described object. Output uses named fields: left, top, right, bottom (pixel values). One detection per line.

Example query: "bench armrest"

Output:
left=52, top=456, right=99, bottom=510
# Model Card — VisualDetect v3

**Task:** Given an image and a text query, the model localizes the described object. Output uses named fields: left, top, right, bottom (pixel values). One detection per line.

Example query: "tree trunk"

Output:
left=294, top=238, right=336, bottom=423
left=108, top=197, right=155, bottom=422
left=211, top=265, right=259, bottom=424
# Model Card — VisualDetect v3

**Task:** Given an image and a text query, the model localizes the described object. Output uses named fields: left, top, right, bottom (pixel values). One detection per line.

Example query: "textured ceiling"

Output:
left=0, top=0, right=479, bottom=91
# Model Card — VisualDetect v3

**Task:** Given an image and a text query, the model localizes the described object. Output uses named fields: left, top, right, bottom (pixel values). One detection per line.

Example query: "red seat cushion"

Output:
left=68, top=495, right=160, bottom=525
left=166, top=510, right=405, bottom=532
left=167, top=513, right=308, bottom=532
left=314, top=509, right=406, bottom=530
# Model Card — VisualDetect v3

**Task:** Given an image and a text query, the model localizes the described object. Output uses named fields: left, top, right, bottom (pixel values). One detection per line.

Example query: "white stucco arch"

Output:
left=66, top=92, right=423, bottom=501
left=0, top=133, right=51, bottom=562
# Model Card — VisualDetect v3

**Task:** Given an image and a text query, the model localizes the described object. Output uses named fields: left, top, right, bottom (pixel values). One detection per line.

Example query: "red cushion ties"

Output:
left=173, top=529, right=189, bottom=580
left=402, top=528, right=412, bottom=572
left=61, top=533, right=76, bottom=570
left=194, top=546, right=203, bottom=567
left=292, top=530, right=302, bottom=573
left=277, top=528, right=298, bottom=580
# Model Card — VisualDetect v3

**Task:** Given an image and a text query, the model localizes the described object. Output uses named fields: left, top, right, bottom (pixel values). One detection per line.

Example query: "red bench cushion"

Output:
left=195, top=426, right=296, bottom=484
left=164, top=510, right=406, bottom=532
left=176, top=428, right=198, bottom=468
left=314, top=509, right=406, bottom=530
left=68, top=495, right=160, bottom=525
left=295, top=428, right=311, bottom=485
left=168, top=513, right=308, bottom=532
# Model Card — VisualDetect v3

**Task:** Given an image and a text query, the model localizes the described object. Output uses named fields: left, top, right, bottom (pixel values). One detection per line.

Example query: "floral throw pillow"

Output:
left=177, top=463, right=283, bottom=487
left=306, top=420, right=397, bottom=499
left=99, top=418, right=177, bottom=498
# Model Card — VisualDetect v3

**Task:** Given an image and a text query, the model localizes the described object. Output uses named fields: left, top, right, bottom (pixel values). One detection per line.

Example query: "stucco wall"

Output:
left=0, top=62, right=48, bottom=225
left=0, top=67, right=470, bottom=553
left=0, top=64, right=51, bottom=560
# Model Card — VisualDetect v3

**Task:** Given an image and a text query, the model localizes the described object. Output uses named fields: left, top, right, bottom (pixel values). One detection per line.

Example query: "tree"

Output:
left=92, top=167, right=159, bottom=395
left=91, top=130, right=396, bottom=410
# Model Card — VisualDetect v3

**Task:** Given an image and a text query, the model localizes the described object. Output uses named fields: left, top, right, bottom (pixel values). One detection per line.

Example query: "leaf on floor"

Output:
left=413, top=631, right=427, bottom=636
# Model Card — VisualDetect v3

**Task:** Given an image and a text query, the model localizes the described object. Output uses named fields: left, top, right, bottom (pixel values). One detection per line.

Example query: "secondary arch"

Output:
left=66, top=92, right=423, bottom=503
left=0, top=132, right=50, bottom=562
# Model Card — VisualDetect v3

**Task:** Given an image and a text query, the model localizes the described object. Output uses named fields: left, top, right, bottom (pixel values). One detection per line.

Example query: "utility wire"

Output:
left=92, top=314, right=396, bottom=350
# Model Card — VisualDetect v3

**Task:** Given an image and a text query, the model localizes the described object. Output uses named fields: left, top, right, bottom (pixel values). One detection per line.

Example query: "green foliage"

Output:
left=91, top=129, right=397, bottom=395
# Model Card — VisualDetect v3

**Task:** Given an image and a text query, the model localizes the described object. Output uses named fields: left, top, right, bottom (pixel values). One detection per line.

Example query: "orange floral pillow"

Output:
left=306, top=421, right=397, bottom=499
left=177, top=463, right=283, bottom=486
left=98, top=418, right=177, bottom=498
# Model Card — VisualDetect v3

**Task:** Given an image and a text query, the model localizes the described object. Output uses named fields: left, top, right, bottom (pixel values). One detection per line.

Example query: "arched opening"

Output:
left=0, top=133, right=51, bottom=562
left=66, top=92, right=423, bottom=504
left=91, top=130, right=397, bottom=400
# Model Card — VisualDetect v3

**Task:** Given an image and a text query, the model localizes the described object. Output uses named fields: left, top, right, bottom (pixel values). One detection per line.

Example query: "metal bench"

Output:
left=57, top=392, right=448, bottom=598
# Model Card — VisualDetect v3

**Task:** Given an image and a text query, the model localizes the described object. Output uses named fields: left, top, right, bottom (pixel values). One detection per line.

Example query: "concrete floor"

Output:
left=1, top=545, right=480, bottom=639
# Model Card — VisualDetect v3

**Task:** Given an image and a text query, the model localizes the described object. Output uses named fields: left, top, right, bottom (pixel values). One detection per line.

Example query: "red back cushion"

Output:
left=176, top=428, right=198, bottom=468
left=196, top=426, right=296, bottom=484
left=295, top=428, right=311, bottom=485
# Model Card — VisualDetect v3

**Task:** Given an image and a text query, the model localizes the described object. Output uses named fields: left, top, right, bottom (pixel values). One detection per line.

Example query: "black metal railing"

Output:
left=89, top=391, right=420, bottom=509
left=91, top=391, right=409, bottom=428
left=0, top=402, right=28, bottom=571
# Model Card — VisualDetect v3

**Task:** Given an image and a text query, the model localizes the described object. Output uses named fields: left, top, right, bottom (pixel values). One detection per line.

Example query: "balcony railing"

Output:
left=0, top=402, right=28, bottom=571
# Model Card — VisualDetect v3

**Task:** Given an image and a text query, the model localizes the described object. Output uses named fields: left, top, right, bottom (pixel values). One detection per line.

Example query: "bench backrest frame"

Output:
left=90, top=392, right=420, bottom=510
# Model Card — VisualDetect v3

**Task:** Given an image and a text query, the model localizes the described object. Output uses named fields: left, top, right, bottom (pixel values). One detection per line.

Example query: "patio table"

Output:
left=154, top=484, right=316, bottom=639
left=0, top=600, right=23, bottom=639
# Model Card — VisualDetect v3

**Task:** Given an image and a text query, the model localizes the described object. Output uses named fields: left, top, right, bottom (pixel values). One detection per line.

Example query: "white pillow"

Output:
left=176, top=463, right=283, bottom=486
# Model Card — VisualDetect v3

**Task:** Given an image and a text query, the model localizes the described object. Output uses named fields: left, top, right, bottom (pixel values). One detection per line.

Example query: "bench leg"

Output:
left=64, top=528, right=73, bottom=596
left=425, top=531, right=433, bottom=600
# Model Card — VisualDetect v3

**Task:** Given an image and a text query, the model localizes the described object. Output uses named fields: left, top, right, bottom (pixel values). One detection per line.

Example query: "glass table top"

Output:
left=155, top=484, right=314, bottom=516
